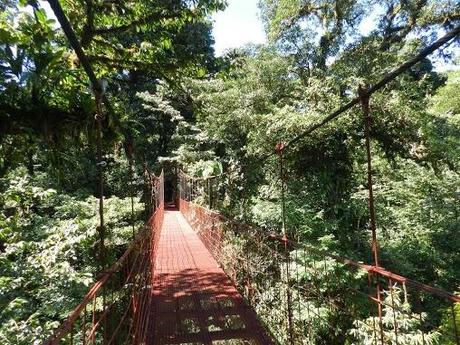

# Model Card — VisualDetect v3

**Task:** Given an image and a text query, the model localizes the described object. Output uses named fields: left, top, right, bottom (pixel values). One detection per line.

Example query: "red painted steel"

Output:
left=44, top=170, right=460, bottom=345
left=178, top=170, right=460, bottom=345
left=43, top=171, right=164, bottom=345
left=39, top=3, right=460, bottom=342
left=147, top=209, right=275, bottom=345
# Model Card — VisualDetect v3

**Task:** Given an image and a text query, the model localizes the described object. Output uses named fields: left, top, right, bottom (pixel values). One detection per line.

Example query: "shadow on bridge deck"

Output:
left=147, top=210, right=274, bottom=345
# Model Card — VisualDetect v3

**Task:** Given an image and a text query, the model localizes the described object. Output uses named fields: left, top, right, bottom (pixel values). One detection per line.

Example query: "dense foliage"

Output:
left=0, top=0, right=459, bottom=343
left=0, top=0, right=224, bottom=343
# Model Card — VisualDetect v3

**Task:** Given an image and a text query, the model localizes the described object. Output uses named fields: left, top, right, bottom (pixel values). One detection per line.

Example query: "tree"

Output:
left=350, top=286, right=440, bottom=345
left=0, top=1, right=227, bottom=343
left=259, top=0, right=460, bottom=76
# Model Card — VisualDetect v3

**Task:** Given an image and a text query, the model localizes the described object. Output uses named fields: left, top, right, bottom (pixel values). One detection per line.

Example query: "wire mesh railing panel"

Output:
left=43, top=171, right=164, bottom=345
left=179, top=171, right=221, bottom=209
left=178, top=183, right=460, bottom=345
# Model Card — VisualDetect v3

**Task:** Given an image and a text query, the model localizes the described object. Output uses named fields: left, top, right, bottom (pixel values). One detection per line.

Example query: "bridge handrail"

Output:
left=43, top=170, right=165, bottom=345
left=179, top=170, right=223, bottom=180
left=265, top=232, right=460, bottom=304
left=180, top=198, right=460, bottom=303
left=43, top=219, right=151, bottom=345
left=180, top=198, right=460, bottom=343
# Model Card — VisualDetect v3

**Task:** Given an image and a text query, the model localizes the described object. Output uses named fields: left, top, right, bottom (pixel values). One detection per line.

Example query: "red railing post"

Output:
left=42, top=170, right=164, bottom=345
left=82, top=305, right=87, bottom=345
left=91, top=294, right=96, bottom=344
left=175, top=177, right=460, bottom=345
left=359, top=86, right=384, bottom=345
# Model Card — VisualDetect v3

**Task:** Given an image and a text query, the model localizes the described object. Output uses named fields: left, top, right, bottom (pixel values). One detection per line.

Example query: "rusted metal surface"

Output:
left=94, top=92, right=106, bottom=272
left=266, top=228, right=460, bottom=304
left=44, top=3, right=460, bottom=341
left=275, top=142, right=294, bottom=345
left=358, top=85, right=380, bottom=269
left=178, top=170, right=460, bottom=344
left=44, top=169, right=460, bottom=345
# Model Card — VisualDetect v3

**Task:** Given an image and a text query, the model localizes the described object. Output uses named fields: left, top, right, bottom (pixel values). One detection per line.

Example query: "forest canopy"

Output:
left=0, top=0, right=459, bottom=344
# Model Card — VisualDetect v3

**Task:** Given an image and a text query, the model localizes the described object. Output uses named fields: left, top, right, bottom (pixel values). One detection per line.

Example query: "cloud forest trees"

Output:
left=0, top=0, right=225, bottom=176
left=1, top=1, right=225, bottom=343
left=176, top=2, right=459, bottom=342
left=260, top=0, right=459, bottom=75
left=0, top=0, right=459, bottom=343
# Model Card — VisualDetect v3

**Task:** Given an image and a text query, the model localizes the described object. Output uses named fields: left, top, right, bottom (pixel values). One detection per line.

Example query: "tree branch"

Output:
left=92, top=11, right=186, bottom=35
left=80, top=0, right=95, bottom=47
left=87, top=55, right=176, bottom=84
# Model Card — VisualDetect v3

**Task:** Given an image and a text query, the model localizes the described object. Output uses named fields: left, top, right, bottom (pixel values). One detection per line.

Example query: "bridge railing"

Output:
left=43, top=171, right=164, bottom=345
left=179, top=198, right=460, bottom=345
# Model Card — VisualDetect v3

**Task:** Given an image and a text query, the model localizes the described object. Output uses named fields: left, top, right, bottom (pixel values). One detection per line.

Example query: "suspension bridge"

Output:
left=44, top=169, right=460, bottom=345
left=39, top=0, right=460, bottom=344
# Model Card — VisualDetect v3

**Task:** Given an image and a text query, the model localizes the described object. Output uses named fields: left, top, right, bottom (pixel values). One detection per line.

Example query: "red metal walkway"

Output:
left=147, top=210, right=274, bottom=345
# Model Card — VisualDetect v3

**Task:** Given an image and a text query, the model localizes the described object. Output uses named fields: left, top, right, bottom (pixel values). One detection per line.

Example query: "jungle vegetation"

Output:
left=0, top=0, right=459, bottom=344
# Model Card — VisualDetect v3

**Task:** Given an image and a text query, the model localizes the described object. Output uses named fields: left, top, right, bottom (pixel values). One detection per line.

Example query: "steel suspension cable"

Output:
left=47, top=0, right=121, bottom=130
left=131, top=163, right=135, bottom=238
left=258, top=26, right=460, bottom=160
left=44, top=5, right=115, bottom=343
left=171, top=28, right=460, bottom=208
left=95, top=93, right=106, bottom=270
left=357, top=85, right=380, bottom=269
left=47, top=0, right=110, bottom=269
left=275, top=142, right=295, bottom=344
left=47, top=0, right=460, bottom=168
left=358, top=85, right=385, bottom=344
left=210, top=24, right=460, bottom=190
left=126, top=144, right=136, bottom=239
